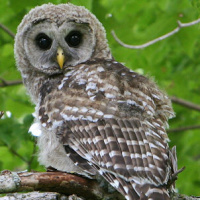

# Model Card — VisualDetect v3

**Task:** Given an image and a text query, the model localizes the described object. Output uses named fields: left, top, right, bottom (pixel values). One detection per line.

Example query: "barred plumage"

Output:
left=15, top=3, right=177, bottom=200
left=38, top=60, right=174, bottom=199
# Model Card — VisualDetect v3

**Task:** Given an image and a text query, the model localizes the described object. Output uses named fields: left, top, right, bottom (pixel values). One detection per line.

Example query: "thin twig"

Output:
left=9, top=148, right=28, bottom=163
left=167, top=125, right=200, bottom=133
left=27, top=140, right=37, bottom=171
left=0, top=23, right=15, bottom=38
left=171, top=96, right=200, bottom=112
left=2, top=141, right=28, bottom=163
left=0, top=78, right=22, bottom=87
left=112, top=18, right=200, bottom=49
left=0, top=111, right=4, bottom=119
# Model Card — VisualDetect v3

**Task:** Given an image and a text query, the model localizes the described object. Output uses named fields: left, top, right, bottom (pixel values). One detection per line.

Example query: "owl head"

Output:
left=14, top=3, right=111, bottom=76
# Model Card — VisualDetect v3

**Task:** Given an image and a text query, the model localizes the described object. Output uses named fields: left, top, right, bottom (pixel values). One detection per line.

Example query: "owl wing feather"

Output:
left=63, top=117, right=170, bottom=200
left=39, top=60, right=174, bottom=200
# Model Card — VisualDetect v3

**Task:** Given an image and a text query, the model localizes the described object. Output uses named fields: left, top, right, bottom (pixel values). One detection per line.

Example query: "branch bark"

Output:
left=112, top=18, right=200, bottom=49
left=0, top=171, right=200, bottom=200
left=0, top=191, right=73, bottom=200
left=0, top=170, right=124, bottom=200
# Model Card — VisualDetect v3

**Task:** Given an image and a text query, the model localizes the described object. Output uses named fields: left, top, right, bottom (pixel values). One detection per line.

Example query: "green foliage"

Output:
left=0, top=0, right=200, bottom=196
left=0, top=113, right=43, bottom=171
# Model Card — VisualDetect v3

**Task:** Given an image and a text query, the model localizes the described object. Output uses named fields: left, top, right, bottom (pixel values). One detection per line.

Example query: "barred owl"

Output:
left=15, top=3, right=177, bottom=200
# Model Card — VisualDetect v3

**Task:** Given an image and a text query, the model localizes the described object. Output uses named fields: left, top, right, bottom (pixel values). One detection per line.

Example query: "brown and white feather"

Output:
left=38, top=60, right=174, bottom=199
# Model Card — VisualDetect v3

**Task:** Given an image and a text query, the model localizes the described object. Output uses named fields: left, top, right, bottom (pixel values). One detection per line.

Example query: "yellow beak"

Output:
left=56, top=47, right=65, bottom=69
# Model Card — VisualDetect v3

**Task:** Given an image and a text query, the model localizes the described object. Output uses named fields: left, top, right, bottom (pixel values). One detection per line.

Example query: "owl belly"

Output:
left=37, top=126, right=83, bottom=173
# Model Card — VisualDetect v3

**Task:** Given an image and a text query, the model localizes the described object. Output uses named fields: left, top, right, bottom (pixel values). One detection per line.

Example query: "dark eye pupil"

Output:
left=66, top=31, right=82, bottom=47
left=35, top=33, right=52, bottom=50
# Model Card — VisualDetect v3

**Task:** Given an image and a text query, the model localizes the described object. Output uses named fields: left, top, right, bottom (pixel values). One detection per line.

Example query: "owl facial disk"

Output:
left=56, top=47, right=65, bottom=69
left=20, top=17, right=98, bottom=75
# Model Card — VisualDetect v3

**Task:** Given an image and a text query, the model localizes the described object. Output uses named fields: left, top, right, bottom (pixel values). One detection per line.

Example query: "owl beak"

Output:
left=56, top=47, right=65, bottom=69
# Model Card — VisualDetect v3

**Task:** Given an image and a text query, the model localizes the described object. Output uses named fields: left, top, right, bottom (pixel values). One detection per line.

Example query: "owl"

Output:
left=14, top=3, right=177, bottom=200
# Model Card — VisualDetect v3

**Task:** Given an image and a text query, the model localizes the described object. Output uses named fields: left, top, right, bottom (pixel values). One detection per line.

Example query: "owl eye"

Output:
left=65, top=31, right=82, bottom=47
left=35, top=33, right=52, bottom=50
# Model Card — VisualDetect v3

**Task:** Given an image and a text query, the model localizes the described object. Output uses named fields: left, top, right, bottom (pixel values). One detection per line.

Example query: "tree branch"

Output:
left=0, top=23, right=15, bottom=38
left=0, top=171, right=124, bottom=200
left=112, top=18, right=200, bottom=49
left=171, top=193, right=200, bottom=200
left=0, top=171, right=200, bottom=200
left=0, top=78, right=22, bottom=87
left=170, top=96, right=200, bottom=112
left=0, top=191, right=74, bottom=200
left=168, top=125, right=200, bottom=133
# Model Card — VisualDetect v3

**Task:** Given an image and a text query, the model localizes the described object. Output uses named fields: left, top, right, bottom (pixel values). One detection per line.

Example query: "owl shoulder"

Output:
left=91, top=59, right=174, bottom=120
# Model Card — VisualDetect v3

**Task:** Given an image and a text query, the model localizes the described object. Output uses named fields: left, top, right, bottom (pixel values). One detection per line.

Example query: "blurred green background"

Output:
left=0, top=0, right=200, bottom=196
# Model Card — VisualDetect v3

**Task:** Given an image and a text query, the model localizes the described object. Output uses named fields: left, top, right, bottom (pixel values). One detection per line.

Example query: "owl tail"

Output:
left=114, top=178, right=170, bottom=200
left=139, top=184, right=170, bottom=200
left=101, top=171, right=170, bottom=200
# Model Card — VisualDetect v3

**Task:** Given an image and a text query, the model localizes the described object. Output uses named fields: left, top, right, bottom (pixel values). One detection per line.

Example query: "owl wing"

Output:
left=63, top=117, right=170, bottom=199
left=39, top=60, right=174, bottom=200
